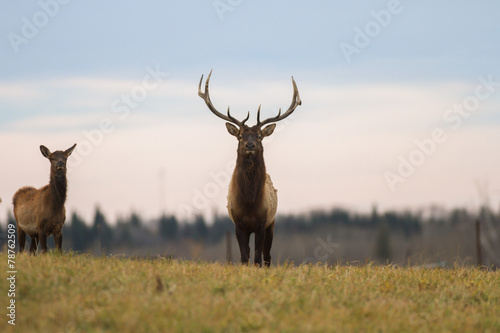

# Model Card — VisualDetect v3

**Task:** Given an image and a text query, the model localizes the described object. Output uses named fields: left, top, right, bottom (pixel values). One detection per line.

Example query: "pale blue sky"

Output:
left=2, top=1, right=499, bottom=78
left=1, top=1, right=499, bottom=221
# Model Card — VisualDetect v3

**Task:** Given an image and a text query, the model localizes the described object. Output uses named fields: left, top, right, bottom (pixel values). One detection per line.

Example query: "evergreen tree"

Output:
left=370, top=205, right=379, bottom=226
left=208, top=215, right=233, bottom=243
left=92, top=207, right=113, bottom=253
left=375, top=219, right=392, bottom=262
left=159, top=215, right=178, bottom=240
left=69, top=212, right=91, bottom=252
left=115, top=218, right=134, bottom=247
left=192, top=215, right=208, bottom=241
left=129, top=212, right=142, bottom=228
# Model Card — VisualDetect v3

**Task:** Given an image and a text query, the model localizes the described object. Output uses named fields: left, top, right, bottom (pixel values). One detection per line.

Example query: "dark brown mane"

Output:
left=235, top=150, right=266, bottom=207
left=198, top=70, right=301, bottom=267
left=49, top=172, right=68, bottom=209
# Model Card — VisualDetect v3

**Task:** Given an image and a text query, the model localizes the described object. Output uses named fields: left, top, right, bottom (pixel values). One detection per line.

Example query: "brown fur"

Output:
left=225, top=125, right=278, bottom=267
left=233, top=146, right=266, bottom=206
left=199, top=71, right=301, bottom=266
left=13, top=144, right=76, bottom=254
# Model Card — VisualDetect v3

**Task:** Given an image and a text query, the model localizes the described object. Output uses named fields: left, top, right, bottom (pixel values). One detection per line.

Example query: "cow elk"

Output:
left=13, top=144, right=77, bottom=254
left=198, top=70, right=301, bottom=267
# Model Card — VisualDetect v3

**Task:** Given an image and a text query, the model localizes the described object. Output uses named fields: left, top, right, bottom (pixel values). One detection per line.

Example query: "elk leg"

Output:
left=29, top=235, right=39, bottom=254
left=264, top=220, right=275, bottom=267
left=254, top=228, right=265, bottom=267
left=235, top=225, right=250, bottom=265
left=39, top=230, right=48, bottom=254
left=18, top=228, right=26, bottom=253
left=54, top=232, right=63, bottom=252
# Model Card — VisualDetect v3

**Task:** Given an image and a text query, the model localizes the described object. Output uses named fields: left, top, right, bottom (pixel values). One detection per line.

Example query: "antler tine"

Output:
left=257, top=76, right=301, bottom=128
left=198, top=70, right=246, bottom=127
left=227, top=106, right=249, bottom=126
left=241, top=111, right=250, bottom=125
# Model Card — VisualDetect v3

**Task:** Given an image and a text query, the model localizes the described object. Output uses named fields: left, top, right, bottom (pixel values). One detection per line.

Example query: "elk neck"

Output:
left=49, top=169, right=68, bottom=208
left=234, top=149, right=267, bottom=207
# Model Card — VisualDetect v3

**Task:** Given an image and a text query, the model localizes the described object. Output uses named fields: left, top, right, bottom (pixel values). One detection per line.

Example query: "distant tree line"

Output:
left=0, top=205, right=497, bottom=261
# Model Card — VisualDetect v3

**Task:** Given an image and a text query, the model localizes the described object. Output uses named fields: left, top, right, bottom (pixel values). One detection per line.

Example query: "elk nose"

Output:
left=246, top=142, right=255, bottom=150
left=57, top=162, right=65, bottom=170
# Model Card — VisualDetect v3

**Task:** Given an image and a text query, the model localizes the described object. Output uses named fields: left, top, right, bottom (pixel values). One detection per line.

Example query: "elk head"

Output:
left=40, top=144, right=77, bottom=176
left=198, top=70, right=301, bottom=160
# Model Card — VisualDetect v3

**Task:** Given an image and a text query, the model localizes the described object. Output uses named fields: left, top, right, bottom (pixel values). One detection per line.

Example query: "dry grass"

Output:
left=1, top=251, right=499, bottom=332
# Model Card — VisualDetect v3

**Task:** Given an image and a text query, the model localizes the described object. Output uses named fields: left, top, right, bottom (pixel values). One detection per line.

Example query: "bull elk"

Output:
left=13, top=144, right=76, bottom=254
left=198, top=70, right=301, bottom=267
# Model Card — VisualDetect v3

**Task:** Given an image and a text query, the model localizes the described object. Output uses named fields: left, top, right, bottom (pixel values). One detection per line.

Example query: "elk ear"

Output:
left=65, top=144, right=77, bottom=157
left=40, top=145, right=51, bottom=159
left=261, top=124, right=276, bottom=137
left=225, top=123, right=239, bottom=137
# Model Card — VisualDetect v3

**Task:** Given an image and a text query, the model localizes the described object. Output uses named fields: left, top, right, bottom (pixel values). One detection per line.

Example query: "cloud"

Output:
left=1, top=77, right=499, bottom=224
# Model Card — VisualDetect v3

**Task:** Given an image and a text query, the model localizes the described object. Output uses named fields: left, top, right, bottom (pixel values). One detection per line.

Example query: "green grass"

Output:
left=1, top=251, right=499, bottom=332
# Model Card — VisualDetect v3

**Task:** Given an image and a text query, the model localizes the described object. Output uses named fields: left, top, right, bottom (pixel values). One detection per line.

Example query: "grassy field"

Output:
left=1, top=251, right=499, bottom=332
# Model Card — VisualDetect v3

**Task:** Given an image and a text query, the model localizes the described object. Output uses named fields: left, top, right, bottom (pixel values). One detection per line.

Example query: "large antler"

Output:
left=198, top=70, right=249, bottom=127
left=257, top=76, right=302, bottom=128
